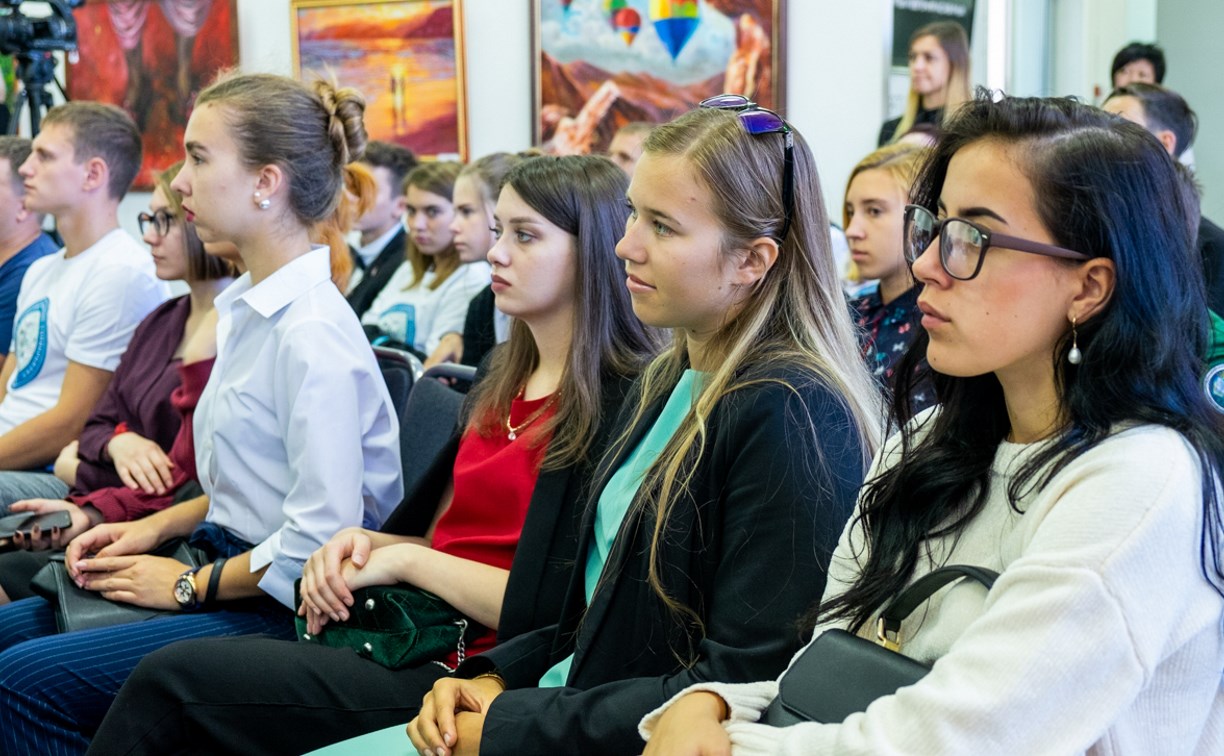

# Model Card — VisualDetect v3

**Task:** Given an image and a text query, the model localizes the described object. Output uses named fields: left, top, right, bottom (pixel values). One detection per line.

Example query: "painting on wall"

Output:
left=533, top=0, right=785, bottom=155
left=292, top=0, right=468, bottom=161
left=66, top=0, right=238, bottom=190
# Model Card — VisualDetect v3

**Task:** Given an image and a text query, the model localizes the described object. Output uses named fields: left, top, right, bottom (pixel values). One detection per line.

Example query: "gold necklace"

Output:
left=506, top=390, right=558, bottom=441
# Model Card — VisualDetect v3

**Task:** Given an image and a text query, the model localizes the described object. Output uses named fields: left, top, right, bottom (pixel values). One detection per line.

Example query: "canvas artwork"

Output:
left=534, top=0, right=785, bottom=155
left=292, top=0, right=468, bottom=161
left=66, top=0, right=238, bottom=190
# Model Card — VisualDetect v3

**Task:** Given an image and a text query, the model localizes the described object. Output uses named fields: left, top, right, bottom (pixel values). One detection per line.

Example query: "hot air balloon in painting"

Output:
left=603, top=0, right=628, bottom=25
left=612, top=7, right=642, bottom=45
left=560, top=0, right=574, bottom=10
left=650, top=0, right=701, bottom=61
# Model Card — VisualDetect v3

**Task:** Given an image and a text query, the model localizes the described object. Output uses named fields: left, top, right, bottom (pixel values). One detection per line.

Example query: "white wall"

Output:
left=1158, top=0, right=1224, bottom=221
left=114, top=0, right=888, bottom=232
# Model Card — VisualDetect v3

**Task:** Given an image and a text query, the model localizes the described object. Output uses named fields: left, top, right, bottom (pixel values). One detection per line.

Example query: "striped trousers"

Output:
left=0, top=596, right=295, bottom=756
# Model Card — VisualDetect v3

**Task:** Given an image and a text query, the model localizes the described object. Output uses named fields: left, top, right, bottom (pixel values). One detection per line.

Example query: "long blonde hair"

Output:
left=602, top=108, right=882, bottom=648
left=842, top=142, right=927, bottom=283
left=888, top=22, right=971, bottom=144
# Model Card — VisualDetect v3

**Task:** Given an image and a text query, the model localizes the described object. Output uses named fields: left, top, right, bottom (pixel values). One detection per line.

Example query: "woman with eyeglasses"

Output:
left=397, top=100, right=880, bottom=756
left=0, top=162, right=233, bottom=601
left=879, top=21, right=971, bottom=147
left=642, top=93, right=1224, bottom=754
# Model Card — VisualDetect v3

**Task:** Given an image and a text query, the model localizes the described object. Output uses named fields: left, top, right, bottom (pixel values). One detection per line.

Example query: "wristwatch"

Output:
left=174, top=567, right=202, bottom=611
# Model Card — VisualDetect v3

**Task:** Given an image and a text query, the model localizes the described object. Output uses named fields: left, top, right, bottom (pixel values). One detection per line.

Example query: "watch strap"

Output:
left=203, top=557, right=228, bottom=607
left=176, top=566, right=203, bottom=611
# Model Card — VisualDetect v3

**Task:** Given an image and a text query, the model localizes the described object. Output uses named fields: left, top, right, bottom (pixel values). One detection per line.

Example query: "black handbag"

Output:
left=28, top=539, right=205, bottom=634
left=761, top=565, right=998, bottom=726
left=294, top=581, right=477, bottom=670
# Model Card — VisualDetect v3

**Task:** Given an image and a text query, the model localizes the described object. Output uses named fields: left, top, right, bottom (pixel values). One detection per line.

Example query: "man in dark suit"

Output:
left=346, top=141, right=418, bottom=317
left=1103, top=83, right=1224, bottom=312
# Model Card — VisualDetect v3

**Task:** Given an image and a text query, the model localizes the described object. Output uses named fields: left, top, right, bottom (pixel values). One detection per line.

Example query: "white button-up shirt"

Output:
left=195, top=247, right=403, bottom=608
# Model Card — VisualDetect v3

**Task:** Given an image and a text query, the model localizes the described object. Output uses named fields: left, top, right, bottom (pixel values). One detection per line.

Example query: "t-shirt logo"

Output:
left=1204, top=364, right=1224, bottom=415
left=377, top=303, right=416, bottom=348
left=12, top=297, right=49, bottom=389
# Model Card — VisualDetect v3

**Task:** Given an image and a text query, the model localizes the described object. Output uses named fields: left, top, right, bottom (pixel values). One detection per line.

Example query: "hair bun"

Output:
left=314, top=79, right=369, bottom=166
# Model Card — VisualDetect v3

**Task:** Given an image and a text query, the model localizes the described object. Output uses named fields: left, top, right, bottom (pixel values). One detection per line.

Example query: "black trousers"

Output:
left=86, top=634, right=449, bottom=756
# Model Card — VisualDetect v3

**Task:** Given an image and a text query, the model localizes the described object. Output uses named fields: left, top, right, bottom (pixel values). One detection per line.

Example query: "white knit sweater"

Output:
left=641, top=419, right=1224, bottom=755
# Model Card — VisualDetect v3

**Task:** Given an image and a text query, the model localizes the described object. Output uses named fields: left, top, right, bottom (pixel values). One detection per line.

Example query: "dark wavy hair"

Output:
left=823, top=92, right=1224, bottom=633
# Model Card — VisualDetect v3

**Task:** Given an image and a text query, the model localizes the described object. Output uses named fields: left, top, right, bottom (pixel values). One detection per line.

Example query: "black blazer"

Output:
left=460, top=286, right=498, bottom=369
left=346, top=227, right=407, bottom=318
left=457, top=364, right=869, bottom=754
left=1199, top=216, right=1224, bottom=315
left=381, top=362, right=638, bottom=642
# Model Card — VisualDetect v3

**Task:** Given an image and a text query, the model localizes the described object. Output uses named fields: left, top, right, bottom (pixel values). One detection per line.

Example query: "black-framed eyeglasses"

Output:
left=699, top=94, right=794, bottom=242
left=137, top=209, right=175, bottom=238
left=903, top=204, right=1091, bottom=281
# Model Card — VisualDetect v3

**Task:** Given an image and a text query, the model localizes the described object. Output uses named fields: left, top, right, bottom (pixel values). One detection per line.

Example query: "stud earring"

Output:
left=1067, top=316, right=1082, bottom=365
left=253, top=191, right=270, bottom=210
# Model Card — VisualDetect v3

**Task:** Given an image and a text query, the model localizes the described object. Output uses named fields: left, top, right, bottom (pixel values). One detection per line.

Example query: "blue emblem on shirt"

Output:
left=12, top=297, right=49, bottom=389
left=1204, top=364, right=1224, bottom=414
left=377, top=303, right=416, bottom=347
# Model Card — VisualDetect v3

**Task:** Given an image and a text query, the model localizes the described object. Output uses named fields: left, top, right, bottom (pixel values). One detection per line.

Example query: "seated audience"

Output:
left=398, top=101, right=879, bottom=756
left=642, top=93, right=1224, bottom=755
left=0, top=162, right=234, bottom=604
left=346, top=140, right=418, bottom=315
left=362, top=162, right=489, bottom=359
left=0, top=102, right=168, bottom=472
left=0, top=161, right=232, bottom=519
left=88, top=154, right=659, bottom=756
left=1101, top=83, right=1224, bottom=313
left=845, top=142, right=933, bottom=412
left=317, top=161, right=378, bottom=291
left=879, top=21, right=970, bottom=146
left=426, top=152, right=527, bottom=369
left=0, top=72, right=403, bottom=755
left=0, top=137, right=57, bottom=359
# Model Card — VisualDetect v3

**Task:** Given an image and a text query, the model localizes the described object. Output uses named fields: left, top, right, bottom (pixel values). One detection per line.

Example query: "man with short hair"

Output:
left=346, top=140, right=418, bottom=317
left=1110, top=41, right=1166, bottom=88
left=607, top=122, right=652, bottom=177
left=1103, top=83, right=1224, bottom=312
left=0, top=102, right=167, bottom=476
left=0, top=137, right=57, bottom=360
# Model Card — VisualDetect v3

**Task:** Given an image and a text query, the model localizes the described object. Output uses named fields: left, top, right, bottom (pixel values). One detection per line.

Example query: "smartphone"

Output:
left=0, top=510, right=72, bottom=540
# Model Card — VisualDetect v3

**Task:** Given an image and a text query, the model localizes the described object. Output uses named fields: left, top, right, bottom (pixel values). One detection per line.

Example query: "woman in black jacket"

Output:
left=85, top=155, right=657, bottom=756
left=405, top=100, right=883, bottom=756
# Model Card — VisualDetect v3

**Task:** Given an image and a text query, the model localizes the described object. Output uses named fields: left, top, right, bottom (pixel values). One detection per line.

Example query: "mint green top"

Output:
left=538, top=369, right=704, bottom=688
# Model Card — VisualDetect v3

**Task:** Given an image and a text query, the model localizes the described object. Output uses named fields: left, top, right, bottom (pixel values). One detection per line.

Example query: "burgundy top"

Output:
left=431, top=393, right=556, bottom=665
left=73, top=296, right=190, bottom=493
left=70, top=356, right=215, bottom=522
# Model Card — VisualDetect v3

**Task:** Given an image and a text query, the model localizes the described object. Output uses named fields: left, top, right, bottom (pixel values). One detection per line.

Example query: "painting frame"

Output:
left=65, top=0, right=239, bottom=190
left=291, top=0, right=470, bottom=162
left=531, top=0, right=787, bottom=154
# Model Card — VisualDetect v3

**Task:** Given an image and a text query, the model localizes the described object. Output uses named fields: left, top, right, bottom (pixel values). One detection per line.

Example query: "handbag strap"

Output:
left=877, top=565, right=998, bottom=645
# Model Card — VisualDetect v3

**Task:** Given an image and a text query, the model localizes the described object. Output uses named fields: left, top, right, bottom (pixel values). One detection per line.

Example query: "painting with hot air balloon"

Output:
left=533, top=0, right=785, bottom=155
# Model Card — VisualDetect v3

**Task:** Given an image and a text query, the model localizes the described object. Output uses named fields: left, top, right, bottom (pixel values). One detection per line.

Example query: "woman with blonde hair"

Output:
left=362, top=161, right=489, bottom=360
left=878, top=21, right=971, bottom=146
left=844, top=142, right=933, bottom=411
left=405, top=97, right=881, bottom=756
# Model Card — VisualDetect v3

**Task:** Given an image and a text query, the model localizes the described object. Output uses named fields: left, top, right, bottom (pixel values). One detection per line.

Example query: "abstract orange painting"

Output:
left=66, top=0, right=238, bottom=190
left=292, top=0, right=468, bottom=161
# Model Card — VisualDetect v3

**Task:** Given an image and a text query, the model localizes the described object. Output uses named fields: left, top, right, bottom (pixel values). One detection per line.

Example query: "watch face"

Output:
left=174, top=573, right=196, bottom=608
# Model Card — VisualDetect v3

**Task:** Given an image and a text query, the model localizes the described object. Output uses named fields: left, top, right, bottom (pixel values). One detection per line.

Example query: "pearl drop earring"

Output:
left=1068, top=316, right=1082, bottom=365
left=254, top=191, right=270, bottom=210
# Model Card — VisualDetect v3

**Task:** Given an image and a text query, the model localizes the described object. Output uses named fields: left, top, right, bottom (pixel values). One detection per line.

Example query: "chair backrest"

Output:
left=374, top=346, right=424, bottom=423
left=398, top=365, right=475, bottom=496
left=422, top=362, right=478, bottom=394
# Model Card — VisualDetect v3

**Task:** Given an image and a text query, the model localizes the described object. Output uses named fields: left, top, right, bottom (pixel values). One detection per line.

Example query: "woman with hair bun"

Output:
left=0, top=72, right=404, bottom=754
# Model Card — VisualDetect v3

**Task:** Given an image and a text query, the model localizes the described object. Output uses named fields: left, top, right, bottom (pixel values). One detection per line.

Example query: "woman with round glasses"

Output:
left=0, top=162, right=233, bottom=594
left=402, top=102, right=880, bottom=756
left=642, top=93, right=1224, bottom=754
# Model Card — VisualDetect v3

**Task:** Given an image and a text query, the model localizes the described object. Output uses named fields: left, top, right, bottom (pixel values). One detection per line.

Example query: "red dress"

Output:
left=429, top=392, right=556, bottom=663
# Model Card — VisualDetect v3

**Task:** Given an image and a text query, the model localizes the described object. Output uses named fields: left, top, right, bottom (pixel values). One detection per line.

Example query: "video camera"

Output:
left=0, top=0, right=82, bottom=57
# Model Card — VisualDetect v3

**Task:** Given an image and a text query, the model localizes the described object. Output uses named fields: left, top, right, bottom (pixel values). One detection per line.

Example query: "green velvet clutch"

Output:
left=294, top=581, right=474, bottom=670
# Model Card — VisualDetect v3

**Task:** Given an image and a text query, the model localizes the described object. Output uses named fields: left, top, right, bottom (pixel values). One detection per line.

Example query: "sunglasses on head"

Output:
left=699, top=94, right=795, bottom=242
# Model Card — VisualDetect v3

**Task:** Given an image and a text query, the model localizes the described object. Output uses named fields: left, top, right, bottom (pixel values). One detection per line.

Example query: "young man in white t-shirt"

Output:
left=0, top=102, right=167, bottom=472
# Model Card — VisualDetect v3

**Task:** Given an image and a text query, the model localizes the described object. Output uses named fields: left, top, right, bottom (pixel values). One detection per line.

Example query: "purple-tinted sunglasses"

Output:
left=699, top=94, right=795, bottom=242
